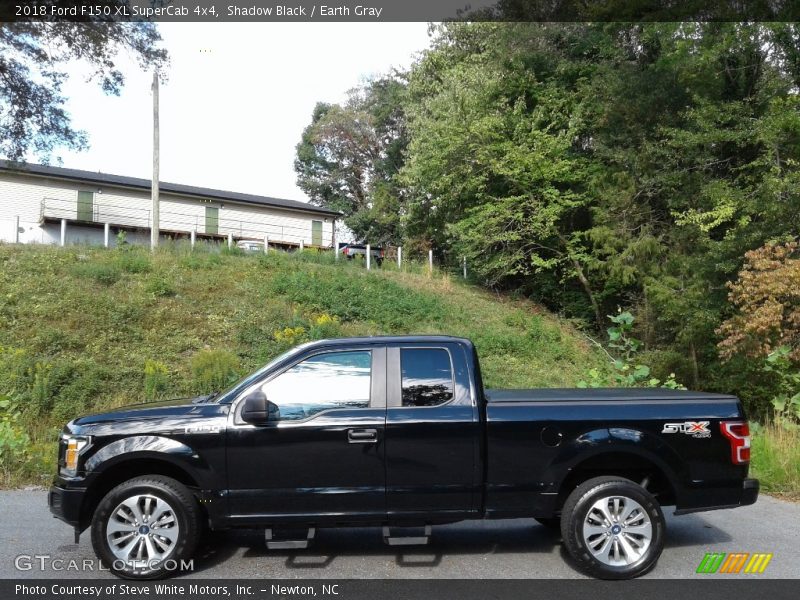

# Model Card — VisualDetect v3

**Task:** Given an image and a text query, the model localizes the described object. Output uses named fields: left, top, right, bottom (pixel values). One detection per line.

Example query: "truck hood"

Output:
left=70, top=395, right=217, bottom=427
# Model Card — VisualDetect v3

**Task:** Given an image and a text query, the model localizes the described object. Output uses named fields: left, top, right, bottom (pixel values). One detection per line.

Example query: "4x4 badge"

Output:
left=662, top=421, right=711, bottom=438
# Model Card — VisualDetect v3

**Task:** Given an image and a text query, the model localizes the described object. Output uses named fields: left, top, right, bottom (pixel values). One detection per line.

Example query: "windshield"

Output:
left=214, top=343, right=313, bottom=403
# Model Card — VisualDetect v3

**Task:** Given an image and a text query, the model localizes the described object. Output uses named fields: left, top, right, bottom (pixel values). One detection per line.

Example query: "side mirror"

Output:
left=241, top=391, right=269, bottom=424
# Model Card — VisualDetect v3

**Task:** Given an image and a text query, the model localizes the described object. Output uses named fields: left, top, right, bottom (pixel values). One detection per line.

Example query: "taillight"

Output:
left=343, top=247, right=348, bottom=255
left=720, top=421, right=750, bottom=465
left=380, top=249, right=385, bottom=258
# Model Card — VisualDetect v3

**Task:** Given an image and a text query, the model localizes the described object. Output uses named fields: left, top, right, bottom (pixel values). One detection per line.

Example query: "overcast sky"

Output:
left=55, top=23, right=431, bottom=202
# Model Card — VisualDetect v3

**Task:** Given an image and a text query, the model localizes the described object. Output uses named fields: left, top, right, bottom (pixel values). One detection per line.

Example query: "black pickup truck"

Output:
left=49, top=336, right=758, bottom=580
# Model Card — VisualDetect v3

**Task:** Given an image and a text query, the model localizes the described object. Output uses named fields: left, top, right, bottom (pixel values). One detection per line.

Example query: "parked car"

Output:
left=49, top=336, right=757, bottom=580
left=339, top=243, right=383, bottom=265
left=235, top=240, right=264, bottom=253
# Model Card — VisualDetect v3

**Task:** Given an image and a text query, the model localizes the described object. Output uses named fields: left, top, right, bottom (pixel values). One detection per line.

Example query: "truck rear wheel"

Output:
left=90, top=475, right=201, bottom=579
left=560, top=476, right=665, bottom=579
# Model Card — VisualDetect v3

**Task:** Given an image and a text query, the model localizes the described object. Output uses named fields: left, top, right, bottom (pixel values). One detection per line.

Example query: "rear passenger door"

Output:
left=384, top=343, right=480, bottom=520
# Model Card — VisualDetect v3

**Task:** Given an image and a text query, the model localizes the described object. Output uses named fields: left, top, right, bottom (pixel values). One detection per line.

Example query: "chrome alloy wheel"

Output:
left=582, top=495, right=653, bottom=567
left=106, top=494, right=180, bottom=568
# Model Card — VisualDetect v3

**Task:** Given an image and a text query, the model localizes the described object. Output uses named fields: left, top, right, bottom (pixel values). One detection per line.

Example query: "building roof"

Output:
left=0, top=160, right=341, bottom=218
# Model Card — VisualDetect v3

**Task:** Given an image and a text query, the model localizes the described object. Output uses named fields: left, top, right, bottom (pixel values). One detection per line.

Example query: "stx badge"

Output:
left=662, top=421, right=711, bottom=438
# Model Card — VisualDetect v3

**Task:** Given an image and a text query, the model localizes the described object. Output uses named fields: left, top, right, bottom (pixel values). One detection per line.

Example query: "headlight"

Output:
left=60, top=435, right=91, bottom=476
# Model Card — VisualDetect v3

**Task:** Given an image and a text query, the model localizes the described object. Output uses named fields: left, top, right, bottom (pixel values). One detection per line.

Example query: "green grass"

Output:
left=0, top=243, right=606, bottom=487
left=750, top=422, right=800, bottom=500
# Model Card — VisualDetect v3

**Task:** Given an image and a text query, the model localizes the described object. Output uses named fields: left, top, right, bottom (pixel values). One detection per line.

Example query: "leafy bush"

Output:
left=764, top=346, right=800, bottom=430
left=579, top=312, right=684, bottom=389
left=190, top=349, right=240, bottom=392
left=145, top=274, right=176, bottom=297
left=143, top=360, right=169, bottom=400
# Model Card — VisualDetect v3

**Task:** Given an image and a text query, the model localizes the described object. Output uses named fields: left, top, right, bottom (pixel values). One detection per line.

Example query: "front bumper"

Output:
left=48, top=484, right=86, bottom=527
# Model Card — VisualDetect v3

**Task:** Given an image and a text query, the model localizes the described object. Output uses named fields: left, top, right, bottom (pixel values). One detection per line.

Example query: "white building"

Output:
left=0, top=161, right=339, bottom=248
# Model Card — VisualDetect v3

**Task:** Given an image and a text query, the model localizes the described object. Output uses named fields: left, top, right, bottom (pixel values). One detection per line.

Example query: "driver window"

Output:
left=261, top=350, right=372, bottom=421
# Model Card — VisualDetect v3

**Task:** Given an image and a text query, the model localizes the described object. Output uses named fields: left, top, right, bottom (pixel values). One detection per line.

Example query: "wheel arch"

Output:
left=79, top=455, right=203, bottom=532
left=550, top=427, right=683, bottom=511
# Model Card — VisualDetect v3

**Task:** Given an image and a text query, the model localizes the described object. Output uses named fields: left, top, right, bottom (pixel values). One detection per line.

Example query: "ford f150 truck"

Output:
left=49, top=336, right=758, bottom=580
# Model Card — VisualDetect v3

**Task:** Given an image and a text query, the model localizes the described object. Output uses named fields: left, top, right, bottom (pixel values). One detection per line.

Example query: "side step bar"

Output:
left=265, top=527, right=316, bottom=550
left=382, top=525, right=431, bottom=546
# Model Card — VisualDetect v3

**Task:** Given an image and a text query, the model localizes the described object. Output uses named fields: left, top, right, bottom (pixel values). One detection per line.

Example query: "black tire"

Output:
left=560, top=476, right=665, bottom=579
left=534, top=517, right=561, bottom=531
left=91, top=475, right=201, bottom=580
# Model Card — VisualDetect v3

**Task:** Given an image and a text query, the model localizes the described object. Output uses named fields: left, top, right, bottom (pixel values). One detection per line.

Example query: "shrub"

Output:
left=190, top=349, right=240, bottom=392
left=145, top=274, right=176, bottom=297
left=143, top=360, right=170, bottom=400
left=763, top=346, right=800, bottom=430
left=579, top=312, right=684, bottom=389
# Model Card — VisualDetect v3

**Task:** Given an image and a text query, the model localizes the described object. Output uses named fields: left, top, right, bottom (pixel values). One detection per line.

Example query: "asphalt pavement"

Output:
left=1, top=490, right=797, bottom=579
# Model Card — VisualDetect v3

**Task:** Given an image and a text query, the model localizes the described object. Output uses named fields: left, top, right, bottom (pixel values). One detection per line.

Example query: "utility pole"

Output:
left=151, top=70, right=160, bottom=251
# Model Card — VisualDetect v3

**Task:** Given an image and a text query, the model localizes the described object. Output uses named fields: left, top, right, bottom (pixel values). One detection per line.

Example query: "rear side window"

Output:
left=400, top=348, right=454, bottom=407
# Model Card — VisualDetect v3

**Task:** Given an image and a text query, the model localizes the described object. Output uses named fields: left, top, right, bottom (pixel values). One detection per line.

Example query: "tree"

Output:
left=0, top=16, right=167, bottom=162
left=294, top=76, right=408, bottom=244
left=718, top=241, right=800, bottom=362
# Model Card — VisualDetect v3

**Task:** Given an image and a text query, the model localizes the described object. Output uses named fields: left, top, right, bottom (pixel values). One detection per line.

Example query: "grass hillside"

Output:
left=0, top=243, right=606, bottom=485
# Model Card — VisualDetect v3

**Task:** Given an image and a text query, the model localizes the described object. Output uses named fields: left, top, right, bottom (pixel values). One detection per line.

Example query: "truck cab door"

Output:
left=225, top=346, right=387, bottom=523
left=384, top=342, right=481, bottom=520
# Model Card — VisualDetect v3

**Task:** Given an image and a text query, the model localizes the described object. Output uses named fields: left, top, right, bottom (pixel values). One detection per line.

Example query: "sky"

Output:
left=55, top=23, right=432, bottom=203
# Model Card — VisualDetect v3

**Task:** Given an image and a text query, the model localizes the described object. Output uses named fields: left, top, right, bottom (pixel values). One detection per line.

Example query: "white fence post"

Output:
left=397, top=246, right=402, bottom=269
left=334, top=241, right=339, bottom=260
left=104, top=223, right=110, bottom=248
left=191, top=230, right=196, bottom=249
left=60, top=219, right=67, bottom=247
left=14, top=215, right=20, bottom=244
left=227, top=233, right=233, bottom=249
left=428, top=249, right=433, bottom=273
left=463, top=256, right=467, bottom=279
left=299, top=239, right=304, bottom=251
left=366, top=243, right=371, bottom=270
left=264, top=235, right=269, bottom=254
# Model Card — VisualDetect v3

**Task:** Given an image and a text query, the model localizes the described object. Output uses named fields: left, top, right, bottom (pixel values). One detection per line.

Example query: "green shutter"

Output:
left=205, top=206, right=219, bottom=235
left=77, top=191, right=93, bottom=222
left=311, top=220, right=322, bottom=246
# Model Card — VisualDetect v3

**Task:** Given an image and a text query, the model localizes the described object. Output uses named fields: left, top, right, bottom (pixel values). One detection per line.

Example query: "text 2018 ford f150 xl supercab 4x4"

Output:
left=49, top=336, right=758, bottom=580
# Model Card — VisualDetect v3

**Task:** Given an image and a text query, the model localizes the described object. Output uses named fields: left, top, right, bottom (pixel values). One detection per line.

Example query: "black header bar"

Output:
left=2, top=0, right=799, bottom=23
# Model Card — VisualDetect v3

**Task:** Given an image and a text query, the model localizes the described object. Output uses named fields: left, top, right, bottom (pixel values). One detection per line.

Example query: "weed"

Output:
left=190, top=349, right=240, bottom=393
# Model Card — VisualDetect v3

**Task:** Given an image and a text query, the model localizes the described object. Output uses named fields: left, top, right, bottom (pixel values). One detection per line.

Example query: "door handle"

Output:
left=347, top=428, right=378, bottom=444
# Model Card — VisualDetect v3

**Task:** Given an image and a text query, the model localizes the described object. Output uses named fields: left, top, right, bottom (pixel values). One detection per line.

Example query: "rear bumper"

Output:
left=674, top=478, right=759, bottom=515
left=741, top=477, right=759, bottom=506
left=48, top=484, right=85, bottom=527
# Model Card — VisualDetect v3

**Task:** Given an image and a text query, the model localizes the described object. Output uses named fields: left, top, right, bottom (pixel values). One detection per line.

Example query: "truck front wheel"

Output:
left=90, top=475, right=201, bottom=579
left=560, top=476, right=665, bottom=579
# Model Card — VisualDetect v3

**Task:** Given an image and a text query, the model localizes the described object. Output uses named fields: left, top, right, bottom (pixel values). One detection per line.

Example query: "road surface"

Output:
left=1, top=490, right=797, bottom=579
